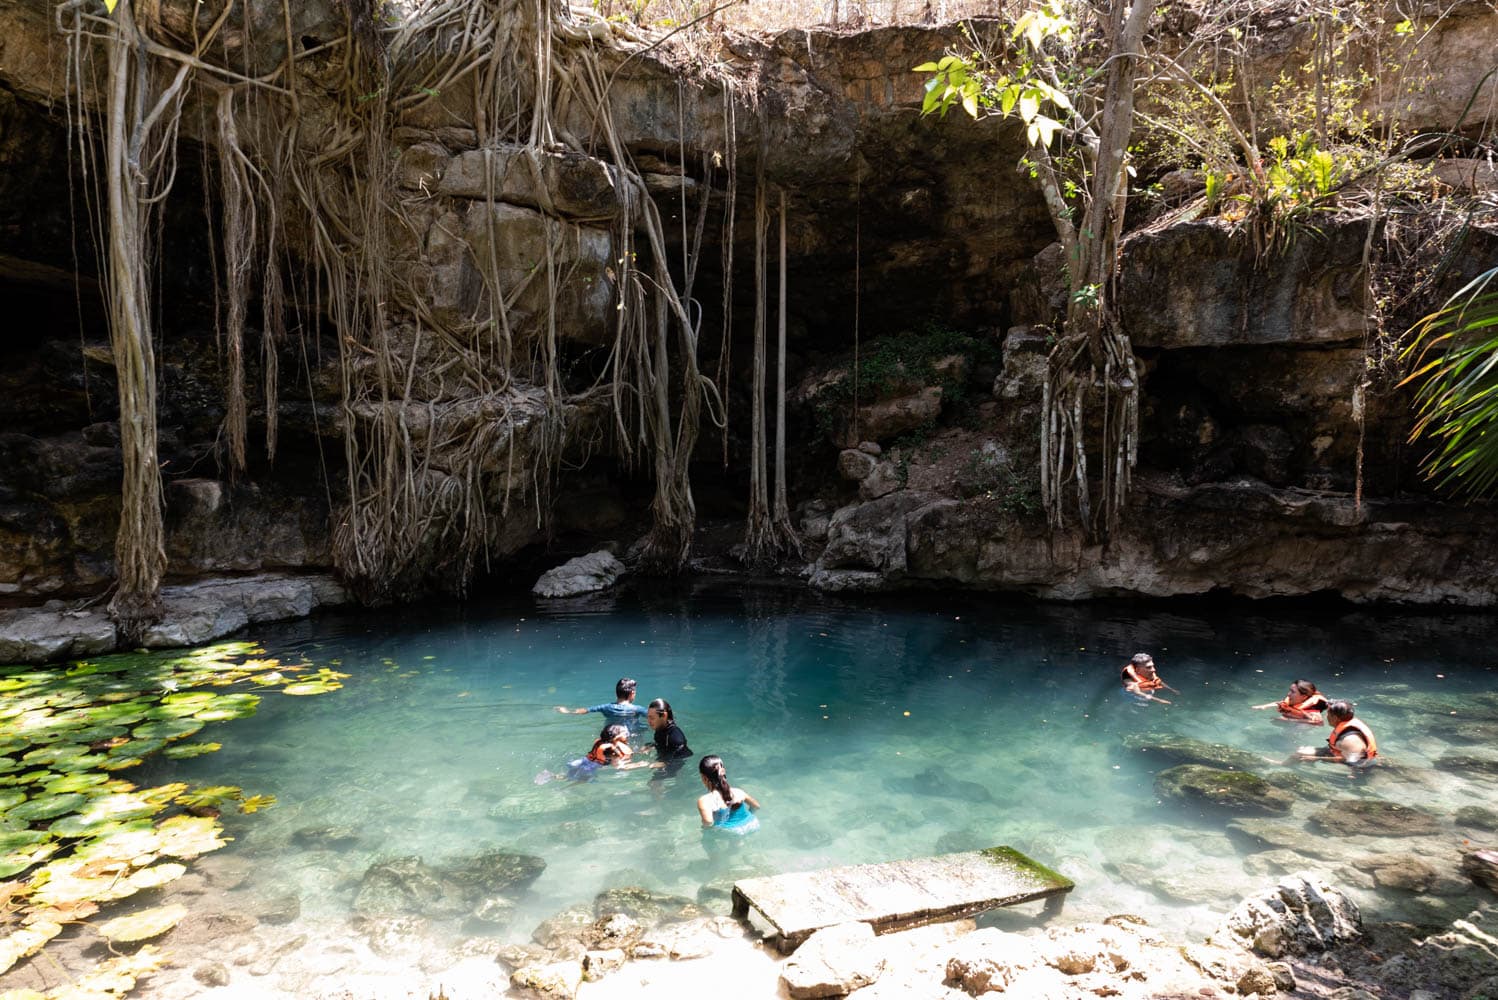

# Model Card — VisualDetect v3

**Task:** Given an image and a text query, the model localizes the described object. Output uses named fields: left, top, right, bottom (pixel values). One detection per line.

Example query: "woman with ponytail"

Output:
left=696, top=755, right=760, bottom=833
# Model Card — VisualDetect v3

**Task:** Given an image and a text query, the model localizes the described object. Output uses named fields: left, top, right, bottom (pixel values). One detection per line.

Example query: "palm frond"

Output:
left=1401, top=267, right=1498, bottom=498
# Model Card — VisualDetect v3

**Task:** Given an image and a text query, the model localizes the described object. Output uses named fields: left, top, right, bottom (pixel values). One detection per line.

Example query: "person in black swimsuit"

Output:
left=642, top=698, right=692, bottom=776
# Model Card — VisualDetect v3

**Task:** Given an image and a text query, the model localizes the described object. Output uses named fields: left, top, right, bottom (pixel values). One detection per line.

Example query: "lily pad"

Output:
left=43, top=773, right=111, bottom=795
left=0, top=843, right=57, bottom=879
left=154, top=814, right=226, bottom=859
left=0, top=919, right=61, bottom=976
left=0, top=829, right=53, bottom=851
left=162, top=742, right=222, bottom=760
left=97, top=903, right=187, bottom=942
left=0, top=757, right=24, bottom=776
left=132, top=719, right=203, bottom=741
left=283, top=681, right=340, bottom=696
left=100, top=757, right=144, bottom=772
left=0, top=789, right=27, bottom=811
left=109, top=739, right=165, bottom=759
left=9, top=794, right=89, bottom=823
left=192, top=693, right=260, bottom=721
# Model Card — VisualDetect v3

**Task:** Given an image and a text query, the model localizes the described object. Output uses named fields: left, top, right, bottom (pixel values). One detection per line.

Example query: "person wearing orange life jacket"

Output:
left=1253, top=679, right=1331, bottom=724
left=1121, top=653, right=1172, bottom=704
left=1296, top=700, right=1378, bottom=767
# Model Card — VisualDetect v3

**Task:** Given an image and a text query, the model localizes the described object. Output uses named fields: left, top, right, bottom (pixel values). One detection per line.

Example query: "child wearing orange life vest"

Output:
left=1121, top=653, right=1170, bottom=703
left=563, top=723, right=637, bottom=781
left=1296, top=700, right=1378, bottom=767
left=1253, top=679, right=1331, bottom=724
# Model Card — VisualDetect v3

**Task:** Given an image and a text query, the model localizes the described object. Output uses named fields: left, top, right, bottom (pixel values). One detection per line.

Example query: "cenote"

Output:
left=7, top=583, right=1495, bottom=996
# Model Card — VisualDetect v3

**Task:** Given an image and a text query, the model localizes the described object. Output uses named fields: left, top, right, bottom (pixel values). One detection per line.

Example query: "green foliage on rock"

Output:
left=812, top=324, right=997, bottom=439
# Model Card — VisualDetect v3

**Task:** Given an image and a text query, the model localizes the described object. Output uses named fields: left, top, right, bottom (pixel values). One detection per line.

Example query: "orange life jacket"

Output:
left=587, top=740, right=621, bottom=765
left=1122, top=665, right=1164, bottom=691
left=1327, top=718, right=1378, bottom=759
left=1278, top=691, right=1328, bottom=719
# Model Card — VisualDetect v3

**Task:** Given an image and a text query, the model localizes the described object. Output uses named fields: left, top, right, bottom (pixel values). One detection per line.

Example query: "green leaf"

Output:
left=103, top=0, right=119, bottom=12
left=1000, top=84, right=1020, bottom=117
left=162, top=742, right=222, bottom=760
left=8, top=793, right=88, bottom=823
left=912, top=61, right=941, bottom=72
left=1028, top=114, right=1061, bottom=147
left=1019, top=91, right=1040, bottom=123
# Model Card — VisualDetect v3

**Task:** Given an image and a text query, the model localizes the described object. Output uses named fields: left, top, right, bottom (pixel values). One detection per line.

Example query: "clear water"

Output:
left=74, top=584, right=1498, bottom=993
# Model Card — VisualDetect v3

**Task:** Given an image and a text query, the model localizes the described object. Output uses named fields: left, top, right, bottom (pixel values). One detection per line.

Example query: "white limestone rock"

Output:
left=781, top=922, right=887, bottom=999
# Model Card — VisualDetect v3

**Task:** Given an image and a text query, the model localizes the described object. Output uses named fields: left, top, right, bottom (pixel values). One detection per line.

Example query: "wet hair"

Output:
left=616, top=678, right=637, bottom=700
left=699, top=755, right=733, bottom=809
left=1291, top=679, right=1319, bottom=697
left=1130, top=653, right=1155, bottom=672
left=1326, top=700, right=1354, bottom=722
left=647, top=698, right=674, bottom=723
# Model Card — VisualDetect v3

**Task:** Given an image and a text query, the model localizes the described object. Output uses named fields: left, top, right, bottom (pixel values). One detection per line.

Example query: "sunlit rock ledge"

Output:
left=0, top=572, right=349, bottom=664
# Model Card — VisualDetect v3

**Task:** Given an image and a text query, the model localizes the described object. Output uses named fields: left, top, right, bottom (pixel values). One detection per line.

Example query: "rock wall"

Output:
left=1, top=1, right=1497, bottom=642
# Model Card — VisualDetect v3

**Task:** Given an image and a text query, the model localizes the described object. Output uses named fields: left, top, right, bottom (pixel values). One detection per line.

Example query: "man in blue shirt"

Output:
left=556, top=677, right=648, bottom=721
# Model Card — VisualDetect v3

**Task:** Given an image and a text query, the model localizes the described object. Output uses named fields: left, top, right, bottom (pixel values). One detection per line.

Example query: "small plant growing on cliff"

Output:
left=1402, top=267, right=1498, bottom=498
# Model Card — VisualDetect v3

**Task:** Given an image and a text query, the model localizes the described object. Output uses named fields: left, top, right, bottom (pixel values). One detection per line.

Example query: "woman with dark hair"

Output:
left=643, top=699, right=692, bottom=774
left=1253, top=679, right=1330, bottom=724
left=696, top=755, right=760, bottom=833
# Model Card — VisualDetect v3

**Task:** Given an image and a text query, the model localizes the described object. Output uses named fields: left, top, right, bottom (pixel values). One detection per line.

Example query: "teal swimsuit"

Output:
left=710, top=800, right=759, bottom=834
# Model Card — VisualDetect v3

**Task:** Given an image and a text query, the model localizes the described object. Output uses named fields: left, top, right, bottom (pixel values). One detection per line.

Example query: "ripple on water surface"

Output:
left=25, top=584, right=1498, bottom=995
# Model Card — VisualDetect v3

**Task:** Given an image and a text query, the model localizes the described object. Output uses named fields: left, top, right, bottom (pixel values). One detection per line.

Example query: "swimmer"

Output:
left=642, top=699, right=692, bottom=768
left=1295, top=701, right=1378, bottom=767
left=556, top=677, right=648, bottom=721
left=1253, top=679, right=1330, bottom=724
left=696, top=755, right=760, bottom=833
left=1121, top=653, right=1173, bottom=703
left=563, top=723, right=649, bottom=780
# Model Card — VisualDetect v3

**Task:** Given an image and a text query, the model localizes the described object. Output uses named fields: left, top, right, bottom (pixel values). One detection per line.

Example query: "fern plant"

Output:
left=1403, top=268, right=1498, bottom=498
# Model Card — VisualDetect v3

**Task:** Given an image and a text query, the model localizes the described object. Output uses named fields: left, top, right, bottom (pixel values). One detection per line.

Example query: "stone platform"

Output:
left=732, top=846, right=1074, bottom=952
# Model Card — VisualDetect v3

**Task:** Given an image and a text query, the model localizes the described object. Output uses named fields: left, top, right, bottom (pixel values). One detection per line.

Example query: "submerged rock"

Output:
left=442, top=848, right=547, bottom=894
left=1310, top=799, right=1442, bottom=837
left=1457, top=807, right=1498, bottom=832
left=291, top=825, right=360, bottom=849
left=1123, top=732, right=1269, bottom=772
left=1213, top=873, right=1361, bottom=957
left=883, top=766, right=996, bottom=804
left=593, top=886, right=704, bottom=925
left=1353, top=853, right=1441, bottom=893
left=1154, top=765, right=1294, bottom=815
left=781, top=922, right=887, bottom=999
left=1434, top=755, right=1498, bottom=779
left=532, top=551, right=625, bottom=598
left=353, top=857, right=453, bottom=917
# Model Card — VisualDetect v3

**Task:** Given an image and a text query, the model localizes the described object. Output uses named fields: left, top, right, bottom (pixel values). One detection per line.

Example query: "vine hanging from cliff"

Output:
left=63, top=0, right=733, bottom=613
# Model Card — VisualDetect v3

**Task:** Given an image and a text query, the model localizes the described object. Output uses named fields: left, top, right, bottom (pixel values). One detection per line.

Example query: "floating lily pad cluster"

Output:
left=0, top=640, right=349, bottom=993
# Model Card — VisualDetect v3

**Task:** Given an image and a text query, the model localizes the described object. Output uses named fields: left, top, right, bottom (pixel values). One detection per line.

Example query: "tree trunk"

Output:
left=105, top=0, right=167, bottom=640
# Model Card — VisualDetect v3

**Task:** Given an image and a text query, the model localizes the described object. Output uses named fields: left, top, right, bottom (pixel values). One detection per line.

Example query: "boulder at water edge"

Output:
left=1153, top=764, right=1294, bottom=815
left=510, top=960, right=584, bottom=1000
left=781, top=922, right=887, bottom=999
left=1212, top=872, right=1361, bottom=957
left=1462, top=849, right=1498, bottom=894
left=532, top=550, right=625, bottom=597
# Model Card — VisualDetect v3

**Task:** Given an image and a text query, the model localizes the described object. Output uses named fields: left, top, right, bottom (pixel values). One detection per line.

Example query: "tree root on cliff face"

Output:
left=63, top=0, right=734, bottom=611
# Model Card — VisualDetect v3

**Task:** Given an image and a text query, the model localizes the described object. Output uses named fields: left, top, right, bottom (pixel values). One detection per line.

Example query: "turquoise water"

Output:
left=121, top=584, right=1498, bottom=988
